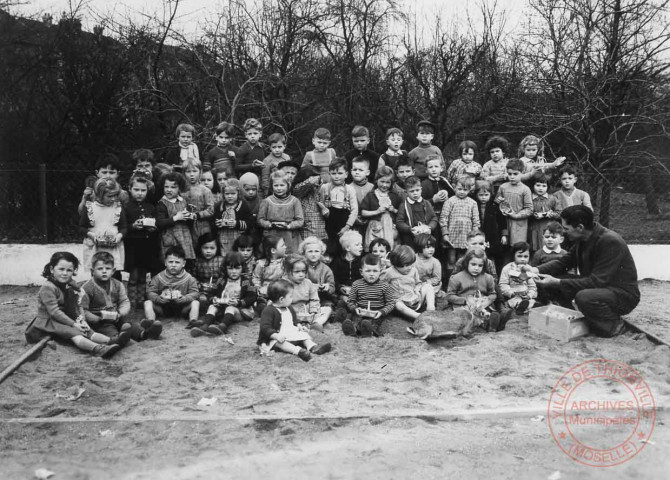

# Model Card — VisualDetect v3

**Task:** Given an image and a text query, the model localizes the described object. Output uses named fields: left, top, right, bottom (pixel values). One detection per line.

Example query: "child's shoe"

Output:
left=146, top=320, right=163, bottom=339
left=342, top=318, right=356, bottom=336
left=206, top=324, right=224, bottom=336
left=333, top=307, right=348, bottom=324
left=359, top=319, right=373, bottom=337
left=185, top=319, right=203, bottom=329
left=109, top=330, right=131, bottom=347
left=515, top=299, right=530, bottom=314
left=498, top=308, right=514, bottom=332
left=297, top=348, right=312, bottom=362
left=92, top=344, right=120, bottom=359
left=310, top=343, right=332, bottom=355
left=487, top=312, right=500, bottom=332
left=190, top=327, right=209, bottom=337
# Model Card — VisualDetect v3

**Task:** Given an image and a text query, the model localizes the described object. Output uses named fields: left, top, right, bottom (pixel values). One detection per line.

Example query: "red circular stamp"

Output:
left=547, top=359, right=656, bottom=467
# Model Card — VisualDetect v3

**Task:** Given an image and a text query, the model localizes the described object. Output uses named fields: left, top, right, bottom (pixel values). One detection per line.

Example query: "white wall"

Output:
left=0, top=243, right=669, bottom=285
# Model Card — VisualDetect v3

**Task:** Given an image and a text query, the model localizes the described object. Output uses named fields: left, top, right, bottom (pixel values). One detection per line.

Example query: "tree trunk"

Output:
left=643, top=169, right=661, bottom=215
left=599, top=179, right=612, bottom=228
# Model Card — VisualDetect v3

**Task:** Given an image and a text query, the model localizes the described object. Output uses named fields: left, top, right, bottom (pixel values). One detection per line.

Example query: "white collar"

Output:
left=543, top=245, right=562, bottom=254
left=533, top=193, right=549, bottom=199
left=406, top=196, right=423, bottom=205
left=163, top=195, right=183, bottom=203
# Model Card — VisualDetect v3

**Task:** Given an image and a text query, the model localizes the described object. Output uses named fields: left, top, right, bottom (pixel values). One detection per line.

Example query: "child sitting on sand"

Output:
left=80, top=252, right=134, bottom=344
left=499, top=241, right=537, bottom=314
left=191, top=252, right=257, bottom=337
left=257, top=279, right=331, bottom=361
left=145, top=245, right=199, bottom=330
left=341, top=254, right=398, bottom=337
left=382, top=245, right=435, bottom=320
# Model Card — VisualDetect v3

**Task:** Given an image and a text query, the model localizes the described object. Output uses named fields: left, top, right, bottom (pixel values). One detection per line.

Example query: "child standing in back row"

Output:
left=302, top=128, right=337, bottom=184
left=257, top=170, right=304, bottom=253
left=446, top=140, right=482, bottom=189
left=380, top=127, right=408, bottom=171
left=495, top=159, right=533, bottom=260
left=408, top=120, right=442, bottom=179
left=344, top=125, right=382, bottom=183
left=439, top=175, right=480, bottom=269
left=156, top=172, right=196, bottom=263
left=182, top=158, right=215, bottom=245
left=261, top=133, right=291, bottom=197
left=205, top=121, right=238, bottom=173
left=163, top=123, right=199, bottom=168
left=518, top=135, right=565, bottom=186
left=481, top=136, right=510, bottom=195
left=236, top=118, right=266, bottom=179
left=320, top=158, right=358, bottom=256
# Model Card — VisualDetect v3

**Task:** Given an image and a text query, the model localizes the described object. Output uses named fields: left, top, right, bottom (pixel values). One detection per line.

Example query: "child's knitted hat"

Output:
left=239, top=172, right=259, bottom=187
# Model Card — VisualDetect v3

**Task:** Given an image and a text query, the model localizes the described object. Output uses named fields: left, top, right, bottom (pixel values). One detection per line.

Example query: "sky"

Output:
left=9, top=0, right=526, bottom=40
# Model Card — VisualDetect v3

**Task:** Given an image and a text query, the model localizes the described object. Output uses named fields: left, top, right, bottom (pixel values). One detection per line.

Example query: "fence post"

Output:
left=39, top=163, right=49, bottom=242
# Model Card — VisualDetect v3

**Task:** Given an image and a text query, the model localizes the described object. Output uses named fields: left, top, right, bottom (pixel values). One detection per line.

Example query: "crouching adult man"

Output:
left=532, top=205, right=640, bottom=337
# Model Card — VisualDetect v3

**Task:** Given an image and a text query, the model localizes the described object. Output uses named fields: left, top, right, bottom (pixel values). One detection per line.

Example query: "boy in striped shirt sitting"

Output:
left=342, top=254, right=398, bottom=337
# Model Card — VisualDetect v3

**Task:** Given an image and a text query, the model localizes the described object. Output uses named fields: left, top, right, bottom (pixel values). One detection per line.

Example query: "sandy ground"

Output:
left=1, top=280, right=669, bottom=479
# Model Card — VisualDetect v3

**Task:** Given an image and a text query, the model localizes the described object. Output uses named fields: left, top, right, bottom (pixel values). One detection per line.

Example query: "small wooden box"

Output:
left=528, top=305, right=589, bottom=342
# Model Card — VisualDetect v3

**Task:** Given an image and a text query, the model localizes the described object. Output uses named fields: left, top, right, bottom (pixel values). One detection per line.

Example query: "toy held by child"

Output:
left=257, top=279, right=332, bottom=361
left=25, top=252, right=125, bottom=358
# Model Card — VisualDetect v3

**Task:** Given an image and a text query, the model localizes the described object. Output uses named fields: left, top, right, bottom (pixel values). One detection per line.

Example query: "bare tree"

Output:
left=521, top=0, right=670, bottom=223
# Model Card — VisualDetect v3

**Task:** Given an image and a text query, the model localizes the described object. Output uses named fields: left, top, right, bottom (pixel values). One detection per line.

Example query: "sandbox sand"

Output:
left=1, top=280, right=669, bottom=479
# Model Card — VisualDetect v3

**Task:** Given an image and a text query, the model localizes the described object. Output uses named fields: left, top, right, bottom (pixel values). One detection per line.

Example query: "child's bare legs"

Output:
left=186, top=300, right=200, bottom=322
left=144, top=300, right=158, bottom=321
left=447, top=248, right=457, bottom=270
left=71, top=335, right=119, bottom=358
left=313, top=306, right=332, bottom=330
left=395, top=300, right=421, bottom=320
left=420, top=284, right=436, bottom=311
left=274, top=340, right=302, bottom=355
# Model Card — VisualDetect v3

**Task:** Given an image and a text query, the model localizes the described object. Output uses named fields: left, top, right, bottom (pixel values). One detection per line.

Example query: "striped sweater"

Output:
left=346, top=279, right=398, bottom=317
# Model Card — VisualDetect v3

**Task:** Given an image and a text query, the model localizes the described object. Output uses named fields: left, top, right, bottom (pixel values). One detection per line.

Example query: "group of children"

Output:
left=27, top=119, right=594, bottom=361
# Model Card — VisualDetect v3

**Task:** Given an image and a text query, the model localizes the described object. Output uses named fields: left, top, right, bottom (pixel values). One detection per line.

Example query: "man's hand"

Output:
left=535, top=273, right=560, bottom=288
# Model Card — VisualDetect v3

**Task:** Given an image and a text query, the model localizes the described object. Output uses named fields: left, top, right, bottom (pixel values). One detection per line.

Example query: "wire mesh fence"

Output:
left=1, top=164, right=669, bottom=244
